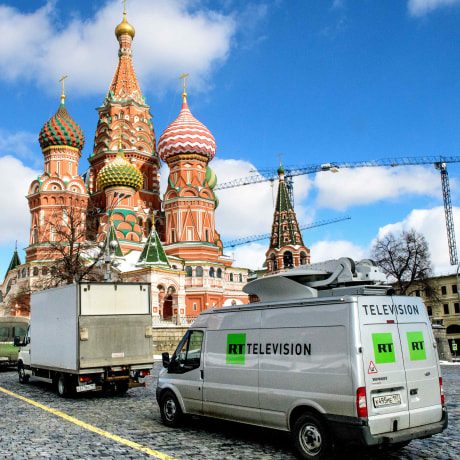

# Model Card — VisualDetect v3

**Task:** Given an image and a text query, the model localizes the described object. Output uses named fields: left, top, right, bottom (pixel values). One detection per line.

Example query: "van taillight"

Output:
left=356, top=387, right=368, bottom=418
left=439, top=377, right=445, bottom=405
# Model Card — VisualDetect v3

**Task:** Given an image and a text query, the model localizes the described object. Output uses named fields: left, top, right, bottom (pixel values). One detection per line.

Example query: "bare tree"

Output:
left=371, top=228, right=437, bottom=299
left=41, top=197, right=106, bottom=287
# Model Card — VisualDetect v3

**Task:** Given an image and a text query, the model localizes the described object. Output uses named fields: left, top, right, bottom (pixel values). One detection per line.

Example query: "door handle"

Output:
left=410, top=389, right=418, bottom=395
left=200, top=370, right=204, bottom=379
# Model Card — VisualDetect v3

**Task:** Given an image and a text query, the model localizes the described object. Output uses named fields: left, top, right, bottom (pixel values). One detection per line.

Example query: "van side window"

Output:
left=169, top=330, right=203, bottom=374
left=13, top=326, right=27, bottom=337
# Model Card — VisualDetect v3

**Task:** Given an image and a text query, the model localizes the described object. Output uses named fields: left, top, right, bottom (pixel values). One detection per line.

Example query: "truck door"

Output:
left=358, top=297, right=410, bottom=435
left=167, top=329, right=204, bottom=415
left=394, top=304, right=443, bottom=428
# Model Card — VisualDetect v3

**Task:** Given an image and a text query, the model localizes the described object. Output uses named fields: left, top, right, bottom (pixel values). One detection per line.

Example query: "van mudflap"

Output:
left=325, top=407, right=447, bottom=447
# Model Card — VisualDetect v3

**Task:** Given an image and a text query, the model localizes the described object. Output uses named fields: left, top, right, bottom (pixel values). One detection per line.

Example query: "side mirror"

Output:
left=14, top=336, right=22, bottom=347
left=162, top=352, right=170, bottom=368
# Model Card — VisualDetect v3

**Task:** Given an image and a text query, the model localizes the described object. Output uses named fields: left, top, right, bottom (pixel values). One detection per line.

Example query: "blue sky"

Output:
left=2, top=0, right=460, bottom=277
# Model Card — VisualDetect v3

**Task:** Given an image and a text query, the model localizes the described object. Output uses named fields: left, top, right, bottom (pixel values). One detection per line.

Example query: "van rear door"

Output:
left=358, top=297, right=409, bottom=435
left=392, top=296, right=442, bottom=428
left=358, top=296, right=442, bottom=435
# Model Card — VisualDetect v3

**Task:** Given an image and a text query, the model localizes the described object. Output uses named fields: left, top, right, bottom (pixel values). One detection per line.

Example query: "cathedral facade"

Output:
left=0, top=10, right=248, bottom=320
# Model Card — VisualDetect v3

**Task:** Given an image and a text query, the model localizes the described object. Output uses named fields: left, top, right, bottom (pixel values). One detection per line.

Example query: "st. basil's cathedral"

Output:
left=0, top=9, right=310, bottom=319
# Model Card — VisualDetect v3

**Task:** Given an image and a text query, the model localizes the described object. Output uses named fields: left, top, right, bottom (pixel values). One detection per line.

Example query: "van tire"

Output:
left=18, top=365, right=29, bottom=384
left=160, top=391, right=183, bottom=427
left=292, top=413, right=331, bottom=460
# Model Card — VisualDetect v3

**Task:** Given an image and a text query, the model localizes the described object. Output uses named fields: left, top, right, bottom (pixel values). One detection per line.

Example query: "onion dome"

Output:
left=158, top=98, right=216, bottom=163
left=39, top=102, right=85, bottom=151
left=115, top=10, right=135, bottom=39
left=277, top=165, right=285, bottom=175
left=206, top=166, right=217, bottom=190
left=97, top=148, right=143, bottom=191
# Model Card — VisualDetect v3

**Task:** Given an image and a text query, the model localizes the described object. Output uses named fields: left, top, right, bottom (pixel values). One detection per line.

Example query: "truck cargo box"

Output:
left=30, top=283, right=153, bottom=372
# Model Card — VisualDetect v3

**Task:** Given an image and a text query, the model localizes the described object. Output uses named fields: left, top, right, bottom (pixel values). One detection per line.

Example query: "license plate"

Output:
left=373, top=393, right=401, bottom=408
left=76, top=383, right=96, bottom=393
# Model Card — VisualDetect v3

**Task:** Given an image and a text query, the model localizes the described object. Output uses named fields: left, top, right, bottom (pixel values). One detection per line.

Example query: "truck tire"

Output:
left=160, top=391, right=183, bottom=427
left=292, top=413, right=331, bottom=460
left=18, top=365, right=29, bottom=384
left=57, top=373, right=69, bottom=397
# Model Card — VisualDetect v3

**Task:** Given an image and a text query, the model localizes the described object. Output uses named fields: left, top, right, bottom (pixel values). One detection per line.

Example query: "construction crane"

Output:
left=222, top=216, right=351, bottom=248
left=214, top=156, right=460, bottom=265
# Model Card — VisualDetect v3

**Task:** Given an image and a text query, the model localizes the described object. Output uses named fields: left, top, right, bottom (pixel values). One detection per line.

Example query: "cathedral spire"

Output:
left=265, top=164, right=310, bottom=273
left=108, top=7, right=143, bottom=105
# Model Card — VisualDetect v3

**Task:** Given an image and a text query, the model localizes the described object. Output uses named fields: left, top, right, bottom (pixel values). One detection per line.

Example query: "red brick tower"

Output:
left=265, top=165, right=310, bottom=273
left=25, top=79, right=88, bottom=263
left=88, top=8, right=161, bottom=243
left=157, top=82, right=224, bottom=263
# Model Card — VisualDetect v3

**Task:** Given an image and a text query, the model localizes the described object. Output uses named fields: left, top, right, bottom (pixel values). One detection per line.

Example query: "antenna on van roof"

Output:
left=243, top=258, right=388, bottom=302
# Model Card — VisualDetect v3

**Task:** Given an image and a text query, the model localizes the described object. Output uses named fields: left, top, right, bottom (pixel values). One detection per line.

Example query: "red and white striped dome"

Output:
left=158, top=100, right=216, bottom=163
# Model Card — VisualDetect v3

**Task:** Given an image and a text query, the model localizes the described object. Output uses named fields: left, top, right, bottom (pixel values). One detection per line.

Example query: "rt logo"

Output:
left=372, top=333, right=396, bottom=364
left=411, top=341, right=424, bottom=351
left=377, top=343, right=393, bottom=353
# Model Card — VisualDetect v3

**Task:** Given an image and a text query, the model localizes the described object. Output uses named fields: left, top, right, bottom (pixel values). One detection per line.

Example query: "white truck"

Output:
left=157, top=258, right=448, bottom=459
left=16, top=282, right=153, bottom=397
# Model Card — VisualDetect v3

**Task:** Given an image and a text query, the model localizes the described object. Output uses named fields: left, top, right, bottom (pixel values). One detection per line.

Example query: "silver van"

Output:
left=157, top=259, right=448, bottom=459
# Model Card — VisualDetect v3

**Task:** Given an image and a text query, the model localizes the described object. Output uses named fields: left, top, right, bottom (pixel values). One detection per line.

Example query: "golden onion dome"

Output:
left=97, top=149, right=143, bottom=191
left=115, top=11, right=135, bottom=39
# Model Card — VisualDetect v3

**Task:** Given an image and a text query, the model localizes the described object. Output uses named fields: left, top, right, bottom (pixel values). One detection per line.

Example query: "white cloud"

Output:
left=229, top=242, right=267, bottom=270
left=408, top=0, right=460, bottom=16
left=314, top=165, right=440, bottom=211
left=310, top=240, right=368, bottom=264
left=0, top=156, right=40, bottom=245
left=0, top=0, right=237, bottom=96
left=0, top=130, right=40, bottom=167
left=212, top=158, right=313, bottom=239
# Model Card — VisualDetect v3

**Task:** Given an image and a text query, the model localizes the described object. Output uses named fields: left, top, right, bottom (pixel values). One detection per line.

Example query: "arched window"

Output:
left=185, top=266, right=192, bottom=277
left=283, top=251, right=294, bottom=269
left=217, top=268, right=222, bottom=279
left=229, top=273, right=234, bottom=282
left=300, top=251, right=308, bottom=265
left=33, top=267, right=39, bottom=276
left=196, top=266, right=203, bottom=277
left=239, top=274, right=243, bottom=283
left=209, top=267, right=215, bottom=277
left=271, top=254, right=277, bottom=271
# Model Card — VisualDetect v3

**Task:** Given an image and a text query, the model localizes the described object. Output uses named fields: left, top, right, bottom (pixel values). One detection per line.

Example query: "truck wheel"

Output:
left=292, top=413, right=331, bottom=460
left=160, top=391, right=183, bottom=427
left=57, top=374, right=69, bottom=397
left=18, top=365, right=29, bottom=384
left=116, top=382, right=129, bottom=395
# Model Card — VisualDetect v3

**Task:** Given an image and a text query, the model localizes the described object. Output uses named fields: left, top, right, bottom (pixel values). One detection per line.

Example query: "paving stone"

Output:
left=0, top=363, right=459, bottom=459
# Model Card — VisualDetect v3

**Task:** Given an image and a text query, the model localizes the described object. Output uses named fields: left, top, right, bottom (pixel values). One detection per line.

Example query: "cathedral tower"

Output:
left=157, top=81, right=223, bottom=263
left=26, top=79, right=88, bottom=263
left=88, top=8, right=161, bottom=242
left=265, top=165, right=310, bottom=273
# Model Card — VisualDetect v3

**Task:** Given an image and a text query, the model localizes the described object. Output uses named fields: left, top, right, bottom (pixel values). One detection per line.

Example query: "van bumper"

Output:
left=326, top=406, right=448, bottom=447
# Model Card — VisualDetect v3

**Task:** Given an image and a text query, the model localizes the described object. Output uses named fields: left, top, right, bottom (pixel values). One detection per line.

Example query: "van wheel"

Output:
left=18, top=365, right=29, bottom=384
left=293, top=413, right=331, bottom=460
left=57, top=374, right=69, bottom=397
left=160, top=391, right=183, bottom=427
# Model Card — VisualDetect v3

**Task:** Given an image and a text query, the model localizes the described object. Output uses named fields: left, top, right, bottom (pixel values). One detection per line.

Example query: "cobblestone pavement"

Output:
left=0, top=363, right=458, bottom=460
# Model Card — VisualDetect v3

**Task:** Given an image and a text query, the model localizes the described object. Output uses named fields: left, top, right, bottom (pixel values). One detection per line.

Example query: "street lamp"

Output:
left=103, top=192, right=127, bottom=281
